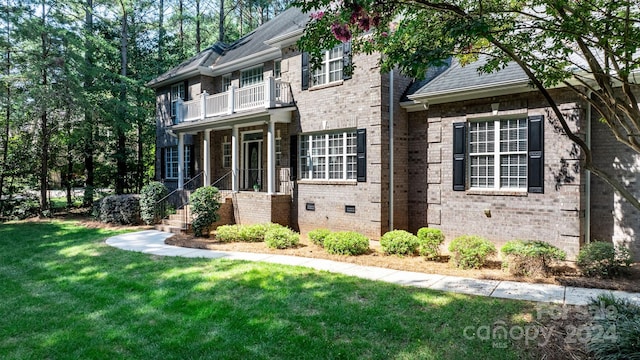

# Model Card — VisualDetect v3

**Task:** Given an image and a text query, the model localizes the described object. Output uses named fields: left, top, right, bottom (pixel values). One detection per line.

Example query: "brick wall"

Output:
left=590, top=101, right=640, bottom=259
left=408, top=89, right=586, bottom=259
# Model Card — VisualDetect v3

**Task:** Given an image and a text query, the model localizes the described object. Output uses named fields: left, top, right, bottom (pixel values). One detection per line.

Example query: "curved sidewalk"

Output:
left=106, top=230, right=640, bottom=306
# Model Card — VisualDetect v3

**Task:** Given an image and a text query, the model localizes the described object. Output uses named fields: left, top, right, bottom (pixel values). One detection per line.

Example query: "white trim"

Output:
left=241, top=130, right=264, bottom=190
left=263, top=28, right=304, bottom=47
left=210, top=48, right=280, bottom=77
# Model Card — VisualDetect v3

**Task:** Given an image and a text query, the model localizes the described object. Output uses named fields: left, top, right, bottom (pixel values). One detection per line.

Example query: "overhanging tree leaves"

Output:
left=295, top=0, right=640, bottom=210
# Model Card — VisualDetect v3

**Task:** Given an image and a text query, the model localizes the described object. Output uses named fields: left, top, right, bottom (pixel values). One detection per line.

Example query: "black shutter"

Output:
left=188, top=145, right=195, bottom=180
left=342, top=41, right=352, bottom=80
left=160, top=147, right=166, bottom=180
left=301, top=52, right=310, bottom=90
left=289, top=135, right=298, bottom=180
left=182, top=80, right=189, bottom=100
left=356, top=128, right=366, bottom=182
left=527, top=115, right=544, bottom=193
left=452, top=122, right=466, bottom=191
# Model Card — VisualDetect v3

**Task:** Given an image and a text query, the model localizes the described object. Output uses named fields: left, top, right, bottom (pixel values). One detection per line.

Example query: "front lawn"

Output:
left=0, top=221, right=535, bottom=359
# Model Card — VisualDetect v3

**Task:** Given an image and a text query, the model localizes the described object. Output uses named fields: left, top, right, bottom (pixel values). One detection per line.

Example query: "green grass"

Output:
left=0, top=221, right=535, bottom=359
left=49, top=197, right=83, bottom=209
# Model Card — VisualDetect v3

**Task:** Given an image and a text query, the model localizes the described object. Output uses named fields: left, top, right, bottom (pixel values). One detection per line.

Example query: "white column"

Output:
left=267, top=120, right=276, bottom=194
left=231, top=126, right=239, bottom=192
left=201, top=91, right=208, bottom=120
left=203, top=129, right=211, bottom=187
left=177, top=133, right=185, bottom=189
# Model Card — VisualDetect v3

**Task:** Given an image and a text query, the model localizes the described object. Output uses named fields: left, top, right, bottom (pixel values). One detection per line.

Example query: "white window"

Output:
left=274, top=60, right=281, bottom=79
left=241, top=66, right=263, bottom=87
left=222, top=142, right=231, bottom=168
left=165, top=146, right=191, bottom=179
left=469, top=118, right=527, bottom=189
left=275, top=137, right=282, bottom=166
left=299, top=131, right=357, bottom=180
left=312, top=45, right=343, bottom=86
left=222, top=74, right=231, bottom=92
left=170, top=83, right=185, bottom=118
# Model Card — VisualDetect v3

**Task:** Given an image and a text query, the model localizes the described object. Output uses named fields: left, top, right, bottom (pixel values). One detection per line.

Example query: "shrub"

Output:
left=587, top=294, right=640, bottom=359
left=190, top=186, right=221, bottom=237
left=215, top=224, right=241, bottom=243
left=324, top=231, right=370, bottom=256
left=97, top=194, right=141, bottom=225
left=380, top=230, right=419, bottom=255
left=448, top=235, right=496, bottom=269
left=239, top=223, right=280, bottom=242
left=417, top=228, right=445, bottom=259
left=139, top=182, right=168, bottom=225
left=308, top=228, right=332, bottom=247
left=265, top=226, right=300, bottom=249
left=576, top=241, right=632, bottom=278
left=0, top=195, right=39, bottom=220
left=500, top=240, right=566, bottom=277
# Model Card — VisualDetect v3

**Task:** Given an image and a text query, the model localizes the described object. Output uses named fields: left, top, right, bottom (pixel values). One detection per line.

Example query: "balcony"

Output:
left=176, top=77, right=293, bottom=124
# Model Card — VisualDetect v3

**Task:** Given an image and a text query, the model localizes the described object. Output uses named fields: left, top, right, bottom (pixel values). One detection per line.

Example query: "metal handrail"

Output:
left=153, top=171, right=204, bottom=227
left=156, top=171, right=204, bottom=205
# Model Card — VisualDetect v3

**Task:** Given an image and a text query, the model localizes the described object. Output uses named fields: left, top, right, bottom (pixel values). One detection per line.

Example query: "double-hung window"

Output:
left=453, top=115, right=544, bottom=193
left=222, top=142, right=231, bottom=168
left=468, top=118, right=527, bottom=189
left=170, top=83, right=185, bottom=119
left=164, top=146, right=191, bottom=179
left=299, top=131, right=357, bottom=180
left=241, top=66, right=263, bottom=87
left=312, top=45, right=343, bottom=86
left=222, top=74, right=232, bottom=92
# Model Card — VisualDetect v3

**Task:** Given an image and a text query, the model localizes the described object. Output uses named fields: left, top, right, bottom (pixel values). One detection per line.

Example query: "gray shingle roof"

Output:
left=407, top=55, right=529, bottom=98
left=147, top=7, right=309, bottom=88
left=147, top=42, right=226, bottom=88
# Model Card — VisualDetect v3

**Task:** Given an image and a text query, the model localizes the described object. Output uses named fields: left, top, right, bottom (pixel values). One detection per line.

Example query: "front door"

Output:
left=242, top=132, right=263, bottom=190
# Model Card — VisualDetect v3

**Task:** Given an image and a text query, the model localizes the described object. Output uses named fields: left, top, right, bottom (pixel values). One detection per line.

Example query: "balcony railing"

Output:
left=176, top=77, right=293, bottom=123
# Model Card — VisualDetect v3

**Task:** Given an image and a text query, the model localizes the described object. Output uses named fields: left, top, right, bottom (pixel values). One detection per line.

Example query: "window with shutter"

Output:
left=298, top=130, right=359, bottom=181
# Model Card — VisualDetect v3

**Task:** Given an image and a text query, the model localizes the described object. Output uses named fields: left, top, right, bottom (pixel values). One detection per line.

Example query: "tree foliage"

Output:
left=295, top=0, right=640, bottom=210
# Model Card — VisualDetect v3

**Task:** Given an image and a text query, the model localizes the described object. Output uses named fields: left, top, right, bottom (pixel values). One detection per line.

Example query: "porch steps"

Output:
left=154, top=194, right=235, bottom=235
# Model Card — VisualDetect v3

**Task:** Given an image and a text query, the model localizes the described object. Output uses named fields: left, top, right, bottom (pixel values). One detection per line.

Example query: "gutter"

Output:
left=585, top=91, right=592, bottom=244
left=389, top=70, right=394, bottom=231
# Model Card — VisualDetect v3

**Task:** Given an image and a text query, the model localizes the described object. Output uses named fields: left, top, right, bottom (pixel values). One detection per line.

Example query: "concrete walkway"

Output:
left=106, top=230, right=640, bottom=306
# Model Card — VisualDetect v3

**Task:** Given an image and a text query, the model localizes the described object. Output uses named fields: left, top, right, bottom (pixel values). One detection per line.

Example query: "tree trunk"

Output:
left=179, top=0, right=184, bottom=58
left=116, top=1, right=128, bottom=195
left=0, top=38, right=10, bottom=211
left=39, top=0, right=49, bottom=213
left=196, top=0, right=201, bottom=52
left=83, top=0, right=95, bottom=206
left=157, top=0, right=164, bottom=74
left=218, top=0, right=224, bottom=42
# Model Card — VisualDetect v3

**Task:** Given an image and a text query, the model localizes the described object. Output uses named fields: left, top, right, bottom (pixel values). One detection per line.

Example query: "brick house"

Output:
left=148, top=7, right=639, bottom=259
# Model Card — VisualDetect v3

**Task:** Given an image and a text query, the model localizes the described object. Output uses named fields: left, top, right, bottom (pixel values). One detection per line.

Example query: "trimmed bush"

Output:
left=324, top=231, right=370, bottom=256
left=417, top=228, right=445, bottom=259
left=215, top=224, right=240, bottom=243
left=139, top=182, right=168, bottom=225
left=501, top=240, right=566, bottom=277
left=587, top=294, right=640, bottom=359
left=265, top=226, right=300, bottom=249
left=576, top=241, right=632, bottom=278
left=0, top=195, right=39, bottom=220
left=380, top=230, right=419, bottom=255
left=97, top=194, right=141, bottom=225
left=308, top=228, right=332, bottom=247
left=448, top=235, right=496, bottom=269
left=190, top=186, right=221, bottom=237
left=239, top=223, right=280, bottom=242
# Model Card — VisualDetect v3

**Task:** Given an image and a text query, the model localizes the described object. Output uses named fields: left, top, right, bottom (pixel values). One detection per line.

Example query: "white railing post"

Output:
left=228, top=85, right=236, bottom=115
left=176, top=98, right=184, bottom=123
left=201, top=91, right=207, bottom=120
left=264, top=77, right=275, bottom=108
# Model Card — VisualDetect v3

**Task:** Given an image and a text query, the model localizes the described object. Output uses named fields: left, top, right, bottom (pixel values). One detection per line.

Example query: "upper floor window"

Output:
left=453, top=116, right=544, bottom=193
left=274, top=60, right=281, bottom=79
left=241, top=66, right=263, bottom=87
left=222, top=74, right=231, bottom=92
left=299, top=131, right=357, bottom=180
left=312, top=45, right=343, bottom=86
left=170, top=83, right=185, bottom=118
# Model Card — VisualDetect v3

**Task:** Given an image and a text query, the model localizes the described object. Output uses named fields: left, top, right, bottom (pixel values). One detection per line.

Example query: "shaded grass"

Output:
left=0, top=221, right=535, bottom=359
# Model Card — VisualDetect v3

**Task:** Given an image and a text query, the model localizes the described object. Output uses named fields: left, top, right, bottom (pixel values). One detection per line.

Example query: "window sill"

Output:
left=466, top=189, right=528, bottom=197
left=297, top=179, right=357, bottom=186
left=309, top=80, right=344, bottom=91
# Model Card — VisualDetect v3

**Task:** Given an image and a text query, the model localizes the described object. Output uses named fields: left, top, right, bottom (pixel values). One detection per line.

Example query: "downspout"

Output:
left=389, top=69, right=394, bottom=231
left=585, top=91, right=592, bottom=244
